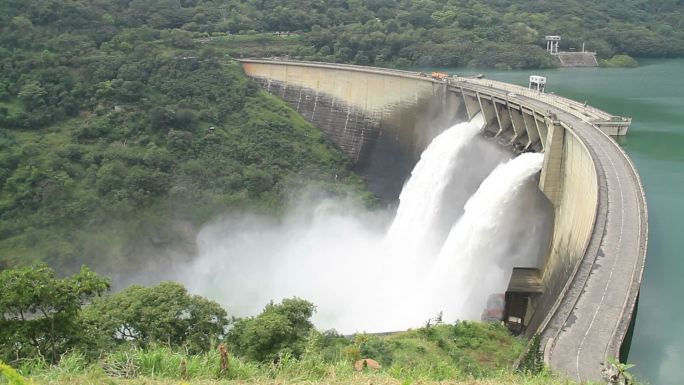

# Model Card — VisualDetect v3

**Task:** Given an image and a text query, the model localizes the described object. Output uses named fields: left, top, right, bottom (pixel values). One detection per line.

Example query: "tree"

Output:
left=7, top=16, right=34, bottom=47
left=0, top=264, right=110, bottom=363
left=149, top=107, right=173, bottom=131
left=174, top=108, right=199, bottom=130
left=17, top=81, right=46, bottom=110
left=228, top=298, right=316, bottom=362
left=80, top=282, right=228, bottom=354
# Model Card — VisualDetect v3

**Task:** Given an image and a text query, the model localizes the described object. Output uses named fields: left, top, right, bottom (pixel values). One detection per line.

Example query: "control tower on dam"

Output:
left=239, top=59, right=648, bottom=382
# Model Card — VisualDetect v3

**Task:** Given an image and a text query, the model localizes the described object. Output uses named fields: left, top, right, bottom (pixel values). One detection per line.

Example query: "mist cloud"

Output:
left=174, top=121, right=553, bottom=334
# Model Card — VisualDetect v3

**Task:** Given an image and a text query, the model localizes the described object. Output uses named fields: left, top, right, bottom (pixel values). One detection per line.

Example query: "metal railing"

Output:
left=453, top=77, right=618, bottom=122
left=450, top=77, right=631, bottom=135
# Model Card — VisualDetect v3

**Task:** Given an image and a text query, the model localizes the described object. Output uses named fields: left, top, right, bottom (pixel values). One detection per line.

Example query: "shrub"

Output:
left=81, top=282, right=229, bottom=355
left=228, top=298, right=316, bottom=362
left=0, top=361, right=33, bottom=385
left=601, top=54, right=639, bottom=67
left=518, top=334, right=544, bottom=374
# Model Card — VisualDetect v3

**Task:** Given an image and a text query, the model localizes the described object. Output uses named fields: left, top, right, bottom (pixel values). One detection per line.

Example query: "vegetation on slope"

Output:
left=5, top=0, right=683, bottom=71
left=0, top=5, right=370, bottom=272
left=13, top=352, right=575, bottom=385
left=1, top=264, right=644, bottom=385
left=600, top=54, right=640, bottom=68
left=0, top=264, right=577, bottom=385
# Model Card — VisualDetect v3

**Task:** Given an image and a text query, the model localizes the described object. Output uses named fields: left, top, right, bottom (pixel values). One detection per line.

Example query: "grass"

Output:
left=5, top=324, right=587, bottom=385
left=205, top=33, right=302, bottom=58
left=20, top=365, right=579, bottom=385
left=23, top=373, right=578, bottom=385
left=18, top=352, right=577, bottom=385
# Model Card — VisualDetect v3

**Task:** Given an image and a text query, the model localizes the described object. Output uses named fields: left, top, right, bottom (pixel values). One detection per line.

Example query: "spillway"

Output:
left=430, top=153, right=552, bottom=320
left=385, top=114, right=486, bottom=254
left=179, top=115, right=552, bottom=333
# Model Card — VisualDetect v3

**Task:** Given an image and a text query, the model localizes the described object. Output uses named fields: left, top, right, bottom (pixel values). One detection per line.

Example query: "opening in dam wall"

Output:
left=240, top=59, right=647, bottom=382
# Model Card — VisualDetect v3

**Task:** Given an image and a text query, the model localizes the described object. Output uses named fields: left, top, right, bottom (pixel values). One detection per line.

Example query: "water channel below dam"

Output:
left=412, top=59, right=682, bottom=385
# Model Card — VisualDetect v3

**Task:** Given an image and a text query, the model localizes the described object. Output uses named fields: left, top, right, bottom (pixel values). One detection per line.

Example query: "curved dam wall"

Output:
left=530, top=126, right=598, bottom=332
left=240, top=59, right=646, bottom=381
left=241, top=60, right=467, bottom=199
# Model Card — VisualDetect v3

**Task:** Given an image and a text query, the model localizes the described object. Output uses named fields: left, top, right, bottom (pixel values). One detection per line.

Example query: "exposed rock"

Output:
left=354, top=358, right=382, bottom=371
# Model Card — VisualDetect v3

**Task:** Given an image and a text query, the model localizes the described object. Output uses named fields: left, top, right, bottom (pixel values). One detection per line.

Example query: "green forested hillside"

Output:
left=1, top=0, right=683, bottom=271
left=4, top=0, right=682, bottom=70
left=0, top=3, right=655, bottom=382
left=0, top=3, right=369, bottom=272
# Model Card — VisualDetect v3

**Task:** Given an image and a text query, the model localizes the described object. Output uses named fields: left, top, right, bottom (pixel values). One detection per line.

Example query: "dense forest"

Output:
left=0, top=1, right=373, bottom=273
left=1, top=0, right=683, bottom=272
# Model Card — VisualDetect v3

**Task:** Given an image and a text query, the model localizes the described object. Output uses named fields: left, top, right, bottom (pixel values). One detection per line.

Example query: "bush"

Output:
left=0, top=361, right=33, bottom=385
left=228, top=298, right=316, bottom=362
left=600, top=54, right=639, bottom=67
left=81, top=282, right=229, bottom=355
left=0, top=264, right=110, bottom=364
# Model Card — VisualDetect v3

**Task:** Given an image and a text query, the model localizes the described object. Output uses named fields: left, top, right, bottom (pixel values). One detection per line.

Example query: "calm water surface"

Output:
left=424, top=59, right=684, bottom=385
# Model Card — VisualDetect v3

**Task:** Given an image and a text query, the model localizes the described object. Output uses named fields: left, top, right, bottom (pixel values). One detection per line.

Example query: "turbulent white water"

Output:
left=176, top=117, right=552, bottom=333
left=429, top=153, right=551, bottom=320
left=385, top=115, right=484, bottom=254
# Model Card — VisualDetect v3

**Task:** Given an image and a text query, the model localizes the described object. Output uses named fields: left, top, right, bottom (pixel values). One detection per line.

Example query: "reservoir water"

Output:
left=422, top=59, right=683, bottom=385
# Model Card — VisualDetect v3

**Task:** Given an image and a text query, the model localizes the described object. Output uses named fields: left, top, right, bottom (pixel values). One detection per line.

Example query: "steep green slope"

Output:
left=0, top=23, right=367, bottom=272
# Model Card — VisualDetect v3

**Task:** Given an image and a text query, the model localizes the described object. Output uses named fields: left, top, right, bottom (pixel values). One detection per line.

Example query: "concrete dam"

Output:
left=239, top=59, right=648, bottom=382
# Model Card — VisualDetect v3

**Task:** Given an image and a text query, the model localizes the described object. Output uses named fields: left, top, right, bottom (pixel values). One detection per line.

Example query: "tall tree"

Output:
left=80, top=282, right=229, bottom=354
left=0, top=264, right=110, bottom=363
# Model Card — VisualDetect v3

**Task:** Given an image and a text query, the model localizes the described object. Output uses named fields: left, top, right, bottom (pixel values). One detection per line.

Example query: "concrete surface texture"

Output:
left=557, top=52, right=600, bottom=67
left=240, top=59, right=648, bottom=382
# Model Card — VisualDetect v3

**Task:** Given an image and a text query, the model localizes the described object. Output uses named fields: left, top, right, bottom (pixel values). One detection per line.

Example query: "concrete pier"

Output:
left=239, top=59, right=648, bottom=382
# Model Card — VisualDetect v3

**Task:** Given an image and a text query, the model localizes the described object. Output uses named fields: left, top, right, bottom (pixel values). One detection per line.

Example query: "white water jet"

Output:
left=427, top=152, right=552, bottom=320
left=385, top=114, right=487, bottom=254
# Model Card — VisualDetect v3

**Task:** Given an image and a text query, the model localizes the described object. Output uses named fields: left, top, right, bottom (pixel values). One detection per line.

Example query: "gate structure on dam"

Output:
left=239, top=59, right=648, bottom=382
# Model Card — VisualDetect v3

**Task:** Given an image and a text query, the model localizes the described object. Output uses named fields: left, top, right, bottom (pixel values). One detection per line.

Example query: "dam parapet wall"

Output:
left=239, top=59, right=647, bottom=382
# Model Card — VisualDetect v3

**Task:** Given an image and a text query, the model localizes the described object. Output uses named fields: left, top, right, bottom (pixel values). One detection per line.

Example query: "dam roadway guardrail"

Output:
left=239, top=59, right=648, bottom=382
